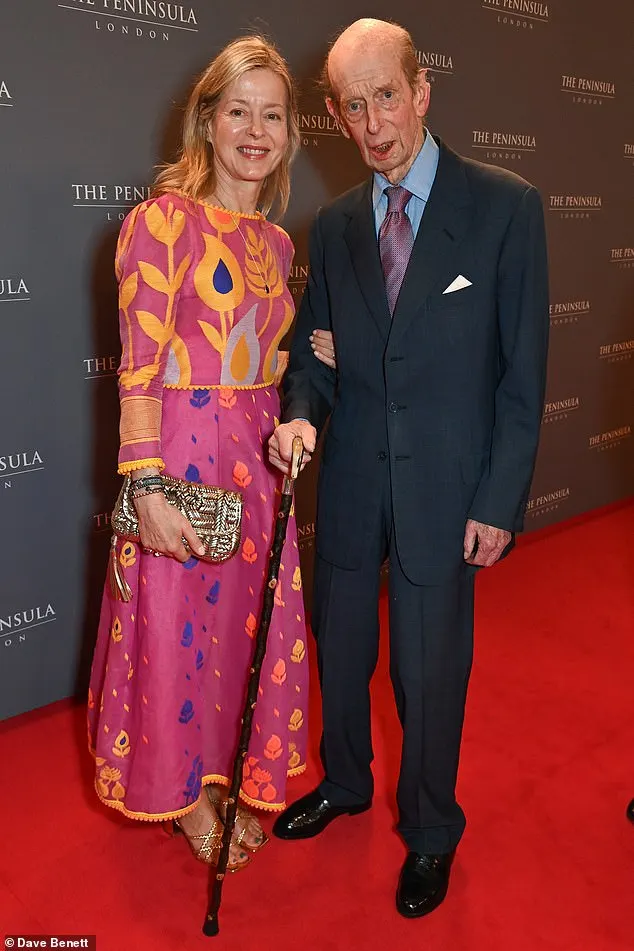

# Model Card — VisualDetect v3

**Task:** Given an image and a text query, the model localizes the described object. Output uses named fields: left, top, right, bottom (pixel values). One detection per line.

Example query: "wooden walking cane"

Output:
left=203, top=435, right=304, bottom=937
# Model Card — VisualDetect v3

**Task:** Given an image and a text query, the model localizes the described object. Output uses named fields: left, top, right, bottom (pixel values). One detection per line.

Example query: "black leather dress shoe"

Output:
left=396, top=850, right=455, bottom=919
left=627, top=799, right=634, bottom=823
left=272, top=788, right=371, bottom=840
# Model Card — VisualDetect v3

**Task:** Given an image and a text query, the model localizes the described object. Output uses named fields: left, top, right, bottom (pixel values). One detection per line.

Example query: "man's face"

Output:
left=327, top=44, right=429, bottom=183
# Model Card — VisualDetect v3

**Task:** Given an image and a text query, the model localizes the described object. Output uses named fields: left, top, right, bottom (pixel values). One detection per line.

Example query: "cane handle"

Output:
left=290, top=436, right=304, bottom=481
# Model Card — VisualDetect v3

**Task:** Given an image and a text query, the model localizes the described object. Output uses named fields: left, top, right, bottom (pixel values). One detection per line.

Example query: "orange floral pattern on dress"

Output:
left=271, top=659, right=287, bottom=686
left=274, top=579, right=285, bottom=607
left=263, top=735, right=283, bottom=761
left=244, top=613, right=256, bottom=639
left=291, top=566, right=302, bottom=591
left=251, top=766, right=272, bottom=785
left=232, top=461, right=252, bottom=488
left=242, top=538, right=257, bottom=564
left=119, top=543, right=136, bottom=569
left=218, top=387, right=237, bottom=409
left=290, top=639, right=305, bottom=663
left=289, top=709, right=304, bottom=732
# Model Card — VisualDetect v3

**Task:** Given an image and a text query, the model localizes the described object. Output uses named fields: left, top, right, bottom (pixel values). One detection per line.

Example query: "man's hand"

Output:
left=463, top=518, right=512, bottom=568
left=268, top=419, right=316, bottom=475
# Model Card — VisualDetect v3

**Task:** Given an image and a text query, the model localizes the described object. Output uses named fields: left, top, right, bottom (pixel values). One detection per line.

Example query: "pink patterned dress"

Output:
left=87, top=193, right=308, bottom=822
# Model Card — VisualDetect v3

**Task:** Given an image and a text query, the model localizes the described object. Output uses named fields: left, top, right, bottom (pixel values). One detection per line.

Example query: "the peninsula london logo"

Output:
left=72, top=183, right=151, bottom=221
left=549, top=299, right=591, bottom=328
left=58, top=1, right=199, bottom=41
left=549, top=195, right=602, bottom=220
left=599, top=338, right=634, bottom=365
left=1, top=603, right=57, bottom=649
left=416, top=51, right=455, bottom=81
left=471, top=130, right=536, bottom=164
left=561, top=75, right=616, bottom=107
left=287, top=264, right=308, bottom=298
left=481, top=0, right=549, bottom=30
left=0, top=277, right=30, bottom=303
left=542, top=397, right=580, bottom=425
left=589, top=426, right=632, bottom=452
left=298, top=111, right=340, bottom=148
left=525, top=487, right=570, bottom=520
left=610, top=247, right=634, bottom=270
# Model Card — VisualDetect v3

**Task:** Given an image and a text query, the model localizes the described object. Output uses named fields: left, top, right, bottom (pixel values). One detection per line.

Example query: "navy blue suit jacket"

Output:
left=282, top=138, right=549, bottom=585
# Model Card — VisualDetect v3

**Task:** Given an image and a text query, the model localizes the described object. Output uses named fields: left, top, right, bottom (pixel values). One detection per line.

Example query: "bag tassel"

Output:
left=108, top=535, right=132, bottom=602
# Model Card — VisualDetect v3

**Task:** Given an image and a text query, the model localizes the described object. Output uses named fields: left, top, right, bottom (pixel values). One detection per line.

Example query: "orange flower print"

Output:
left=111, top=781, right=126, bottom=801
left=291, top=639, right=306, bottom=664
left=288, top=750, right=301, bottom=770
left=242, top=537, right=257, bottom=564
left=119, top=542, right=136, bottom=569
left=244, top=613, right=256, bottom=639
left=88, top=687, right=95, bottom=709
left=289, top=708, right=304, bottom=732
left=291, top=566, right=302, bottom=591
left=271, top=659, right=287, bottom=686
left=110, top=618, right=123, bottom=643
left=262, top=783, right=277, bottom=802
left=242, top=778, right=261, bottom=799
left=263, top=735, right=283, bottom=761
left=112, top=730, right=131, bottom=758
left=233, top=461, right=252, bottom=488
left=274, top=580, right=285, bottom=607
left=218, top=387, right=237, bottom=409
left=251, top=766, right=273, bottom=785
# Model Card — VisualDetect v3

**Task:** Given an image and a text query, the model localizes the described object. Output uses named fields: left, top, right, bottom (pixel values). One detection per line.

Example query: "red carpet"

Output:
left=1, top=501, right=633, bottom=951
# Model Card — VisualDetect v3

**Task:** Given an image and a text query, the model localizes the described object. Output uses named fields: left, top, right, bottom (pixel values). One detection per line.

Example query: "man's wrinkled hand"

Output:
left=268, top=419, right=316, bottom=475
left=463, top=518, right=512, bottom=567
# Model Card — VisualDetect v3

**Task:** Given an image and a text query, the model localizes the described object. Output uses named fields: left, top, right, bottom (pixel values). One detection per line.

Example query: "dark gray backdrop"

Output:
left=1, top=0, right=633, bottom=720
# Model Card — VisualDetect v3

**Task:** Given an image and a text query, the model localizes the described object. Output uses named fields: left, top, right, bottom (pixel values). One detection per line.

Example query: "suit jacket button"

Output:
left=388, top=401, right=399, bottom=414
left=377, top=451, right=387, bottom=462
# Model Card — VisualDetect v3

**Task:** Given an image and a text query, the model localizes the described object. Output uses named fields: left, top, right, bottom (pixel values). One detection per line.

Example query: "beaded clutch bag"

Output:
left=109, top=474, right=243, bottom=601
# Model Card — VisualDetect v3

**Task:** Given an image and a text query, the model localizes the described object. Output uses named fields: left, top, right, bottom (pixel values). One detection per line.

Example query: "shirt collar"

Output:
left=372, top=129, right=439, bottom=210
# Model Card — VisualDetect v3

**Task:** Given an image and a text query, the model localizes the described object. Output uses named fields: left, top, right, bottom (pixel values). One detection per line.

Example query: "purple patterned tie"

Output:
left=379, top=185, right=414, bottom=316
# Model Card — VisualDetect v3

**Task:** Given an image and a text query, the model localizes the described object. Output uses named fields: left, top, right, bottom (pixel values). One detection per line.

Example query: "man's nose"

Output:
left=366, top=105, right=381, bottom=136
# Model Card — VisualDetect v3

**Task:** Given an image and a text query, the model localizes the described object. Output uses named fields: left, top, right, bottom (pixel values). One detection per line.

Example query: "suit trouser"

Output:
left=314, top=474, right=475, bottom=854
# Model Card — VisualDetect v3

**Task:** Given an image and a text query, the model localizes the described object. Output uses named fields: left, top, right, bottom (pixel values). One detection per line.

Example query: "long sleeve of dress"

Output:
left=115, top=196, right=191, bottom=474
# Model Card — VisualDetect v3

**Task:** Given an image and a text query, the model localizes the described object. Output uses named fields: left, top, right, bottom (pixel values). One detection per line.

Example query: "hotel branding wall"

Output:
left=1, top=0, right=632, bottom=718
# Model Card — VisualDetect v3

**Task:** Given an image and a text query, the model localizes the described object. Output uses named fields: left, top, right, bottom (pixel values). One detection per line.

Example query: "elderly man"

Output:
left=269, top=18, right=549, bottom=917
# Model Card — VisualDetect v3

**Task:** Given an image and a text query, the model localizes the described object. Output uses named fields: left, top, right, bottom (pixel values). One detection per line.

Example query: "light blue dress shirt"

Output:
left=372, top=129, right=440, bottom=237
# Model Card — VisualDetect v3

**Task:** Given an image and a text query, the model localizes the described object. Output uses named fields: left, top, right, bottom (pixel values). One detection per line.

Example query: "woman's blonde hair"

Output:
left=153, top=35, right=299, bottom=217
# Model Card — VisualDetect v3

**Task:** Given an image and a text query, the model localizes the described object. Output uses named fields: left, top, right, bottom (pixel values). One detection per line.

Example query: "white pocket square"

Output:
left=442, top=275, right=473, bottom=294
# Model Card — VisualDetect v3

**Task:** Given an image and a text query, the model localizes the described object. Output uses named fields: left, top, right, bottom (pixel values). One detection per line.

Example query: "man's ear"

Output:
left=326, top=97, right=350, bottom=139
left=414, top=69, right=431, bottom=121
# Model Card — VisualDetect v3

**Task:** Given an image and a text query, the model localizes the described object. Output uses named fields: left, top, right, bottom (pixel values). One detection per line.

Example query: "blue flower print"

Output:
left=183, top=557, right=198, bottom=570
left=190, top=389, right=211, bottom=409
left=196, top=649, right=204, bottom=670
left=181, top=622, right=193, bottom=647
left=179, top=699, right=194, bottom=724
left=206, top=581, right=220, bottom=605
left=184, top=754, right=203, bottom=804
left=185, top=464, right=202, bottom=483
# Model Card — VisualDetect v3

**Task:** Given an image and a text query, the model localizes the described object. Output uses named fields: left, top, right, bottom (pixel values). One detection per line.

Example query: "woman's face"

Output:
left=209, top=67, right=289, bottom=189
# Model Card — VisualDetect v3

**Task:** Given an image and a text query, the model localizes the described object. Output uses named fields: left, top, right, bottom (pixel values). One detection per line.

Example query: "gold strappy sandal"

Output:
left=206, top=786, right=269, bottom=854
left=173, top=816, right=251, bottom=871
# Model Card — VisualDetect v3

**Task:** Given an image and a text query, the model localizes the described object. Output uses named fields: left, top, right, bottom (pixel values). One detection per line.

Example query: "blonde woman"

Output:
left=88, top=36, right=329, bottom=870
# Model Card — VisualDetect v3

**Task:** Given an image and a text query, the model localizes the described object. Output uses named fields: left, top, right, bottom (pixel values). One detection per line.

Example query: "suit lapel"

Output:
left=343, top=181, right=390, bottom=340
left=389, top=140, right=474, bottom=346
